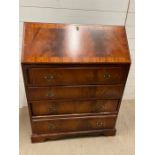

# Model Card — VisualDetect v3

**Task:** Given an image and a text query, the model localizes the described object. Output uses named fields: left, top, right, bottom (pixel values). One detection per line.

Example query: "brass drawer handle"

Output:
left=48, top=123, right=56, bottom=130
left=44, top=74, right=54, bottom=81
left=96, top=121, right=105, bottom=127
left=103, top=74, right=111, bottom=79
left=46, top=92, right=54, bottom=97
left=48, top=105, right=56, bottom=113
left=95, top=104, right=105, bottom=111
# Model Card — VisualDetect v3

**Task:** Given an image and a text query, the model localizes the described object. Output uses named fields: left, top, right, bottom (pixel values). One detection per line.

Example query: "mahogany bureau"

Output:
left=21, top=22, right=131, bottom=143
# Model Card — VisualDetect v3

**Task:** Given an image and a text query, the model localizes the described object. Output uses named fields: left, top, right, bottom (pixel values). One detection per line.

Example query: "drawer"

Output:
left=32, top=115, right=117, bottom=134
left=28, top=85, right=123, bottom=101
left=28, top=67, right=127, bottom=86
left=31, top=100, right=118, bottom=116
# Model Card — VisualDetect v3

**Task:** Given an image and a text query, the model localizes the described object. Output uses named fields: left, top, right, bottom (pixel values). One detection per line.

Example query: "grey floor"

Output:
left=19, top=100, right=135, bottom=155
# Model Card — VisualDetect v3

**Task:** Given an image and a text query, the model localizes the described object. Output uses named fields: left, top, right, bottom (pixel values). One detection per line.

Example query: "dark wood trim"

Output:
left=31, top=128, right=116, bottom=143
left=21, top=64, right=33, bottom=131
left=32, top=112, right=118, bottom=119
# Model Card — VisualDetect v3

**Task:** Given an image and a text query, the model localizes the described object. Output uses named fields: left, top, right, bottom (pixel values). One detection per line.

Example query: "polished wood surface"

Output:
left=31, top=100, right=119, bottom=116
left=28, top=66, right=127, bottom=86
left=21, top=22, right=131, bottom=142
left=32, top=115, right=116, bottom=134
left=28, top=85, right=123, bottom=101
left=22, top=22, right=130, bottom=64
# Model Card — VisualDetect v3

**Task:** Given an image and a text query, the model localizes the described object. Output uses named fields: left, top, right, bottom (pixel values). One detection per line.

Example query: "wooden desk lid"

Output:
left=21, top=22, right=131, bottom=64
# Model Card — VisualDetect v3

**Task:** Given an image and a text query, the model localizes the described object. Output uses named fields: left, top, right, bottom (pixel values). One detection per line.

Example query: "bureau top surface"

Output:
left=21, top=22, right=131, bottom=64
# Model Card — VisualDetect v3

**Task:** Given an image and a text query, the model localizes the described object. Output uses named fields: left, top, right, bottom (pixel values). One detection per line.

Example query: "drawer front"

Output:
left=28, top=67, right=126, bottom=86
left=28, top=85, right=123, bottom=101
left=32, top=115, right=116, bottom=134
left=31, top=100, right=118, bottom=116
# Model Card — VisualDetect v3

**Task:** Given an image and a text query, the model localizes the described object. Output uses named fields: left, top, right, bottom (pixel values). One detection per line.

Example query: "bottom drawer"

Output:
left=32, top=115, right=117, bottom=134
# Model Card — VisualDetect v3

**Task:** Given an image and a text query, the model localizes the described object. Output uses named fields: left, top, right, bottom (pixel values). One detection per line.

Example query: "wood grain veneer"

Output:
left=21, top=22, right=131, bottom=64
left=21, top=22, right=131, bottom=143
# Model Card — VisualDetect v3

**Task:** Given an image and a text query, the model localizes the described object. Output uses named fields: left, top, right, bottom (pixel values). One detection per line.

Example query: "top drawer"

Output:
left=27, top=67, right=127, bottom=86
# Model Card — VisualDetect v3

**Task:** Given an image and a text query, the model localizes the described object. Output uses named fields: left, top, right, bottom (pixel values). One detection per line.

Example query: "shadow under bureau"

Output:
left=21, top=22, right=131, bottom=143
